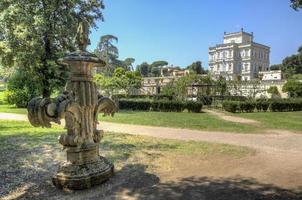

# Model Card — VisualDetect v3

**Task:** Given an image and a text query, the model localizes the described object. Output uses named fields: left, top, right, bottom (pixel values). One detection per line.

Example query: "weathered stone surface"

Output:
left=52, top=156, right=114, bottom=190
left=27, top=21, right=116, bottom=190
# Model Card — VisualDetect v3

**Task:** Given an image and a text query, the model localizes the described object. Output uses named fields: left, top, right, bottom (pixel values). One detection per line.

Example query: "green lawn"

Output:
left=99, top=111, right=258, bottom=133
left=236, top=111, right=302, bottom=132
left=0, top=90, right=7, bottom=104
left=0, top=120, right=253, bottom=158
left=0, top=104, right=27, bottom=114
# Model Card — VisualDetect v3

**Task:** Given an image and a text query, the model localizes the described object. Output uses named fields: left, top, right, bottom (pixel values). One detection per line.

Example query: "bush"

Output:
left=197, top=95, right=213, bottom=105
left=119, top=99, right=151, bottom=111
left=222, top=101, right=238, bottom=113
left=5, top=89, right=29, bottom=108
left=269, top=99, right=302, bottom=112
left=152, top=100, right=185, bottom=112
left=186, top=101, right=203, bottom=113
left=255, top=100, right=270, bottom=112
left=223, top=98, right=302, bottom=113
left=118, top=99, right=203, bottom=112
left=238, top=101, right=255, bottom=112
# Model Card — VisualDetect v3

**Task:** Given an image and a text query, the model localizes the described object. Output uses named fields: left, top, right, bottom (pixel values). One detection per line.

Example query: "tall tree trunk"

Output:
left=42, top=34, right=51, bottom=98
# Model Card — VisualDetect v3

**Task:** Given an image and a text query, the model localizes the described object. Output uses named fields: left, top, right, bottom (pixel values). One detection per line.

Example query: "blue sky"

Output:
left=88, top=0, right=302, bottom=69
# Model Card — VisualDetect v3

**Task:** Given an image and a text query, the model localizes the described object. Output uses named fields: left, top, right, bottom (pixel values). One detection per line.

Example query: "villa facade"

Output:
left=209, top=29, right=270, bottom=81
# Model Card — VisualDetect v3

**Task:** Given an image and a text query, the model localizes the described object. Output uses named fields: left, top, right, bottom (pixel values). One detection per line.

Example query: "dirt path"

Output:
left=204, top=109, right=260, bottom=125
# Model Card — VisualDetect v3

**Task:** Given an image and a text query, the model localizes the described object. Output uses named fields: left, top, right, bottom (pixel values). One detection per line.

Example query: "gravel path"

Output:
left=204, top=109, right=260, bottom=125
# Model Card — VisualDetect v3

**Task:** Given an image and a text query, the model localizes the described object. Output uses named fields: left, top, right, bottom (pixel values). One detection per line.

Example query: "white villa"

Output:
left=209, top=29, right=270, bottom=81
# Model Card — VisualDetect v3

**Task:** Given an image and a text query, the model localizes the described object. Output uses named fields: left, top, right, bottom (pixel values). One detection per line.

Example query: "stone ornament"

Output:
left=27, top=20, right=116, bottom=190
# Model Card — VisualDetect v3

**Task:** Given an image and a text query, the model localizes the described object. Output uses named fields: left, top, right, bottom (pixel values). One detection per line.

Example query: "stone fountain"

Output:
left=27, top=21, right=116, bottom=190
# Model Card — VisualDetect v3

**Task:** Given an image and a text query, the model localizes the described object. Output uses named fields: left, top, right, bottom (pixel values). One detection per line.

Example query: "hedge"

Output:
left=118, top=99, right=203, bottom=113
left=222, top=99, right=302, bottom=113
left=186, top=101, right=203, bottom=113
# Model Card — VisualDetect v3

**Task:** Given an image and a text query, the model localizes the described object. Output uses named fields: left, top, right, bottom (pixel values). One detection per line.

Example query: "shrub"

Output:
left=118, top=99, right=203, bottom=112
left=223, top=98, right=302, bottom=113
left=222, top=101, right=238, bottom=113
left=119, top=99, right=151, bottom=111
left=238, top=101, right=255, bottom=112
left=255, top=100, right=270, bottom=112
left=186, top=101, right=203, bottom=113
left=197, top=95, right=213, bottom=105
left=152, top=100, right=185, bottom=112
left=5, top=89, right=29, bottom=108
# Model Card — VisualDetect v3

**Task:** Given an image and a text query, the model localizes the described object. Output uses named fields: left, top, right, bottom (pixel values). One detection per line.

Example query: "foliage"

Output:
left=270, top=99, right=302, bottom=112
left=175, top=74, right=200, bottom=100
left=291, top=0, right=302, bottom=10
left=136, top=60, right=168, bottom=77
left=282, top=79, right=302, bottom=97
left=118, top=99, right=203, bottom=113
left=161, top=80, right=176, bottom=97
left=186, top=61, right=206, bottom=74
left=223, top=99, right=302, bottom=113
left=151, top=100, right=185, bottom=112
left=186, top=101, right=203, bottom=113
left=136, top=62, right=149, bottom=77
left=0, top=0, right=105, bottom=98
left=0, top=65, right=14, bottom=81
left=5, top=68, right=41, bottom=107
left=94, top=34, right=119, bottom=75
left=216, top=76, right=228, bottom=96
left=94, top=67, right=142, bottom=96
left=281, top=45, right=302, bottom=78
left=222, top=101, right=239, bottom=113
left=267, top=86, right=281, bottom=99
left=238, top=101, right=256, bottom=113
left=255, top=99, right=270, bottom=112
left=270, top=64, right=283, bottom=71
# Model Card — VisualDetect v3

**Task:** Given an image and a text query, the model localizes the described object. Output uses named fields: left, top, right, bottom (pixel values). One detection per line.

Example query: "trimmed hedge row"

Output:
left=222, top=99, right=302, bottom=113
left=119, top=99, right=203, bottom=113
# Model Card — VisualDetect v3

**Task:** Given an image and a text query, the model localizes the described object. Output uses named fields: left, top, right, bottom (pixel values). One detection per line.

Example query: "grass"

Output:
left=0, top=120, right=253, bottom=158
left=0, top=119, right=254, bottom=197
left=0, top=104, right=27, bottom=114
left=99, top=110, right=259, bottom=133
left=235, top=111, right=302, bottom=132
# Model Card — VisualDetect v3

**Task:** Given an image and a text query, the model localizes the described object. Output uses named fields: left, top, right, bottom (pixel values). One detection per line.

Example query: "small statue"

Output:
left=75, top=19, right=90, bottom=51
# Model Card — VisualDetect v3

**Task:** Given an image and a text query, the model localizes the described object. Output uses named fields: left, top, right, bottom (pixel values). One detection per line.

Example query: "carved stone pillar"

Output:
left=27, top=21, right=116, bottom=190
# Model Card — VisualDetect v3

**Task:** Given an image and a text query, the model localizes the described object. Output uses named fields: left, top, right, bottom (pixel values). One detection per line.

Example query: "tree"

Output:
left=216, top=76, right=228, bottom=96
left=149, top=61, right=168, bottom=77
left=161, top=80, right=176, bottom=97
left=175, top=74, right=199, bottom=100
left=123, top=57, right=135, bottom=71
left=186, top=61, right=206, bottom=74
left=291, top=0, right=302, bottom=10
left=282, top=79, right=302, bottom=97
left=151, top=61, right=168, bottom=68
left=151, top=66, right=161, bottom=77
left=94, top=67, right=141, bottom=96
left=95, top=34, right=119, bottom=75
left=281, top=45, right=302, bottom=77
left=267, top=86, right=281, bottom=99
left=0, top=65, right=14, bottom=82
left=0, top=0, right=105, bottom=98
left=270, top=64, right=283, bottom=71
left=136, top=62, right=149, bottom=77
